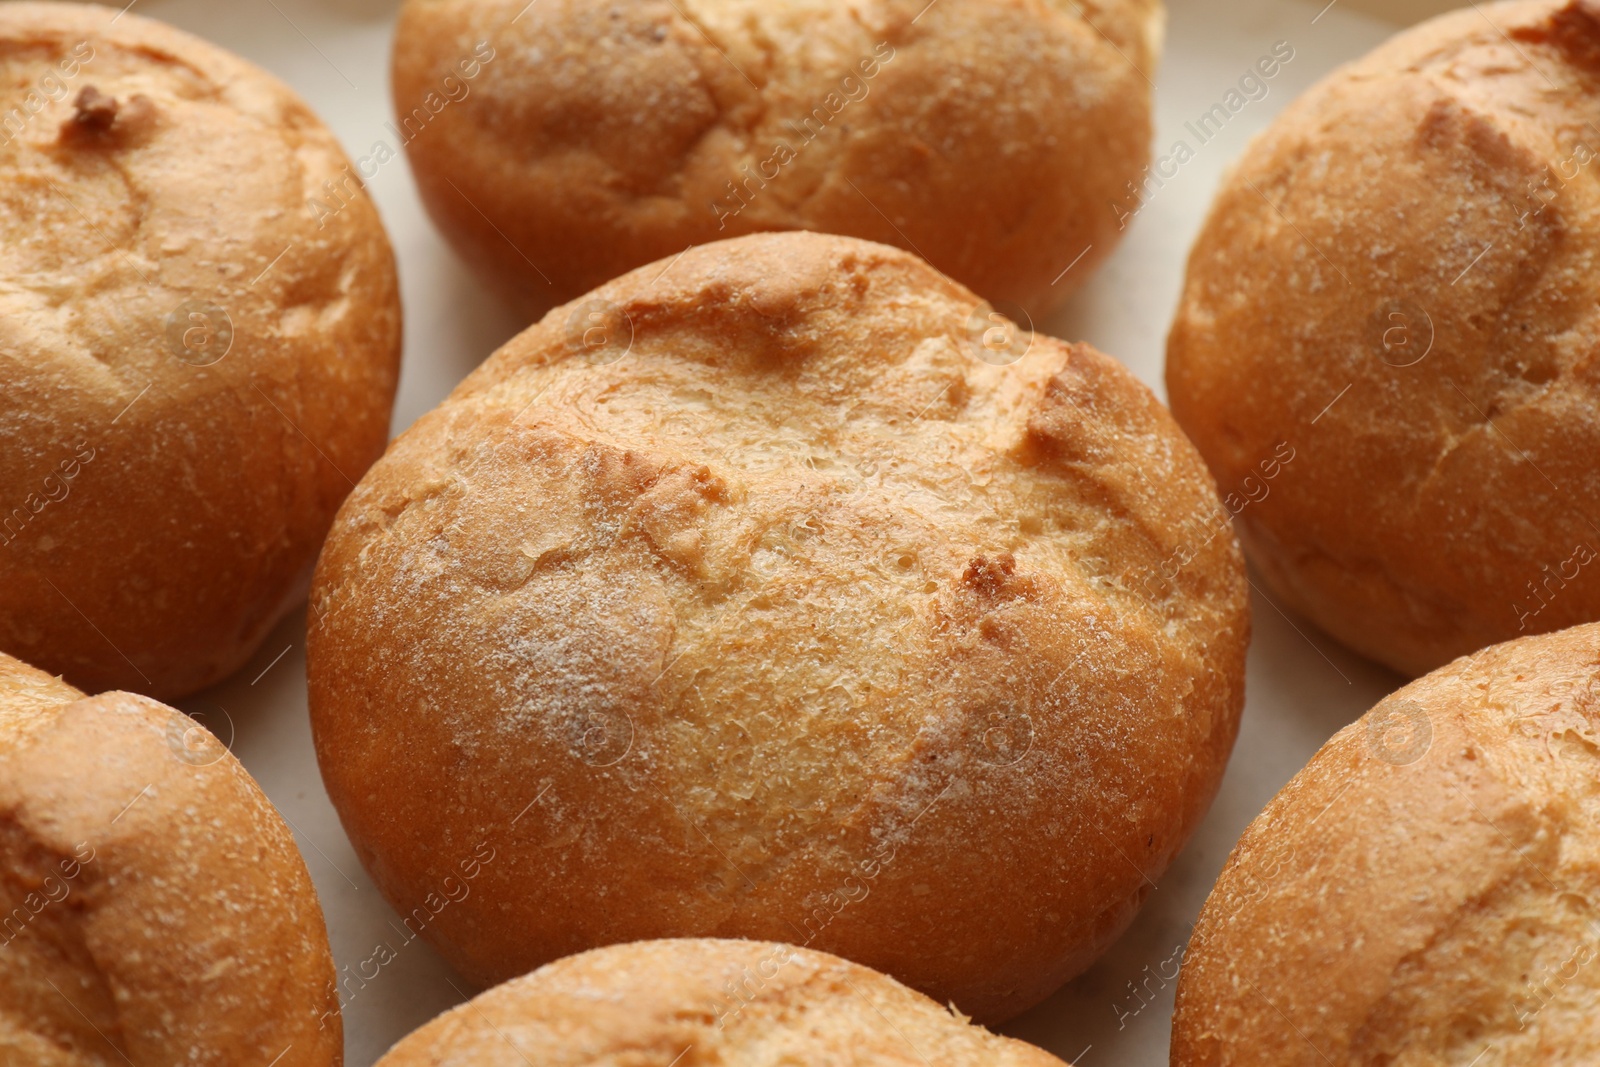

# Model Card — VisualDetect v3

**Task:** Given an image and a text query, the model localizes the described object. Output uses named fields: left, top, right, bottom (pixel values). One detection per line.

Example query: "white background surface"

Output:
left=116, top=0, right=1423, bottom=1061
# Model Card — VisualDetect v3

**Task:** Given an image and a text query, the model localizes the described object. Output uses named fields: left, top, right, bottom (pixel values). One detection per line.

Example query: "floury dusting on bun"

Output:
left=309, top=231, right=1248, bottom=1023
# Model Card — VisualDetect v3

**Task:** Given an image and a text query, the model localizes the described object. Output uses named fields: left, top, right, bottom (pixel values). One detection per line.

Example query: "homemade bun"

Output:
left=308, top=231, right=1249, bottom=1022
left=1172, top=622, right=1600, bottom=1067
left=1167, top=0, right=1600, bottom=677
left=0, top=2, right=401, bottom=698
left=375, top=939, right=1070, bottom=1066
left=391, top=0, right=1162, bottom=319
left=0, top=653, right=340, bottom=1065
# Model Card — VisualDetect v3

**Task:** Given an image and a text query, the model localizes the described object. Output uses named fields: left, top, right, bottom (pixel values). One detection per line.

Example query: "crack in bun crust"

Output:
left=308, top=232, right=1248, bottom=1023
left=390, top=0, right=1162, bottom=319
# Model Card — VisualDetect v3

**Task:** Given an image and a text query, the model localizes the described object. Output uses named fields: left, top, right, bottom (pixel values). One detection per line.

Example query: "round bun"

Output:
left=0, top=2, right=401, bottom=698
left=1167, top=0, right=1600, bottom=677
left=308, top=231, right=1249, bottom=1022
left=0, top=653, right=340, bottom=1065
left=376, top=939, right=1070, bottom=1065
left=390, top=0, right=1161, bottom=319
left=1172, top=622, right=1600, bottom=1066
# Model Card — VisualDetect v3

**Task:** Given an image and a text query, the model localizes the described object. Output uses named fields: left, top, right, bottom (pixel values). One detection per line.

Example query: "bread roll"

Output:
left=390, top=0, right=1162, bottom=319
left=1172, top=622, right=1600, bottom=1066
left=0, top=653, right=340, bottom=1065
left=0, top=2, right=401, bottom=698
left=1167, top=0, right=1600, bottom=676
left=308, top=231, right=1249, bottom=1022
left=375, top=939, right=1070, bottom=1065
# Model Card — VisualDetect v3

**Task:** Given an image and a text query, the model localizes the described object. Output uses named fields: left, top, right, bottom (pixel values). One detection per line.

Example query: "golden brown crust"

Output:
left=390, top=0, right=1160, bottom=319
left=1167, top=0, right=1600, bottom=676
left=375, top=939, right=1069, bottom=1066
left=0, top=650, right=82, bottom=750
left=0, top=1, right=401, bottom=698
left=0, top=656, right=341, bottom=1066
left=308, top=231, right=1248, bottom=1022
left=1172, top=622, right=1600, bottom=1067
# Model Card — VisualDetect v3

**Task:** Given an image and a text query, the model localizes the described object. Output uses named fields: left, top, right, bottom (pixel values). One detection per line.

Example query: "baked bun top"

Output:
left=391, top=0, right=1161, bottom=316
left=0, top=651, right=81, bottom=748
left=1168, top=0, right=1600, bottom=676
left=0, top=1, right=400, bottom=698
left=375, top=939, right=1069, bottom=1066
left=310, top=232, right=1248, bottom=1020
left=0, top=652, right=341, bottom=1066
left=1172, top=622, right=1600, bottom=1066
